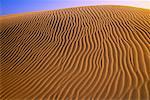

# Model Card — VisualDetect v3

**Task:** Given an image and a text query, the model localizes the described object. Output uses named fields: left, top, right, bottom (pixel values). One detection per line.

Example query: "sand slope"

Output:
left=1, top=6, right=150, bottom=100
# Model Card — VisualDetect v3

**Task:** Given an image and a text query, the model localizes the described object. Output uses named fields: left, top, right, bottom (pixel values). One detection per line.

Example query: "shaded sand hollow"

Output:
left=0, top=5, right=150, bottom=100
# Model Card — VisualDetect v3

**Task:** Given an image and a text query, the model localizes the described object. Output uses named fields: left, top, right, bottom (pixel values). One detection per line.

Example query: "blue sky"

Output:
left=1, top=0, right=150, bottom=15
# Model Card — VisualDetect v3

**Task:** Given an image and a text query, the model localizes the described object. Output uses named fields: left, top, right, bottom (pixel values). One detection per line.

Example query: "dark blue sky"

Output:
left=1, top=0, right=150, bottom=16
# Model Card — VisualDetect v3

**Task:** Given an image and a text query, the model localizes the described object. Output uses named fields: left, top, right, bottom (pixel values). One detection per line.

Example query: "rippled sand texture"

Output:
left=1, top=6, right=150, bottom=100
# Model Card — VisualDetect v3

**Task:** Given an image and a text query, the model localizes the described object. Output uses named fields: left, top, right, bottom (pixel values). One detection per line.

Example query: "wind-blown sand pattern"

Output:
left=1, top=5, right=150, bottom=100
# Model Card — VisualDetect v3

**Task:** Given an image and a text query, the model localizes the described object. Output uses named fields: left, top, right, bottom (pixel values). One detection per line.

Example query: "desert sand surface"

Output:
left=0, top=5, right=150, bottom=100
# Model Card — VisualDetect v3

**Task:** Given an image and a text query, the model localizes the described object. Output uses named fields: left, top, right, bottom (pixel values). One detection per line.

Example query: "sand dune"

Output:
left=1, top=5, right=150, bottom=100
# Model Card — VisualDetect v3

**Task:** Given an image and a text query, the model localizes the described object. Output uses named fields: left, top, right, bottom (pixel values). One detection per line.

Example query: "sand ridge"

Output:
left=1, top=5, right=150, bottom=100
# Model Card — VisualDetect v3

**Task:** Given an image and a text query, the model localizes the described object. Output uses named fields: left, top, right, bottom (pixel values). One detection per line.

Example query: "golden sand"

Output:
left=1, top=5, right=150, bottom=100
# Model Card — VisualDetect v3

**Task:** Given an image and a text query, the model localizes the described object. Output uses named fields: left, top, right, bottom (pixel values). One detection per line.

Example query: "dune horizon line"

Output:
left=1, top=5, right=150, bottom=16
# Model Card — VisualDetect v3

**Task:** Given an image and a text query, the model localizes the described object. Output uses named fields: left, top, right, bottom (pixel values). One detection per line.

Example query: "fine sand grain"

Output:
left=1, top=5, right=150, bottom=100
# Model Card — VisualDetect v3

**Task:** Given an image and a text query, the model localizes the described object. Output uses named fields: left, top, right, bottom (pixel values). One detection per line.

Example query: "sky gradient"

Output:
left=1, top=0, right=150, bottom=15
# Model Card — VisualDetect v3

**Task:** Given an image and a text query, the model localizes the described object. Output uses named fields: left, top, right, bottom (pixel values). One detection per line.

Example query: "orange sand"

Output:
left=1, top=5, right=150, bottom=100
